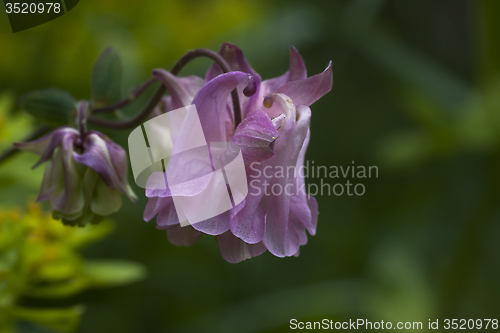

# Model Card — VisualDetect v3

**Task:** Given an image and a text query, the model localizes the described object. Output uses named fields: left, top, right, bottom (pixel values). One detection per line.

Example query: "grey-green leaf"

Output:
left=91, top=47, right=123, bottom=107
left=84, top=260, right=146, bottom=287
left=20, top=89, right=76, bottom=126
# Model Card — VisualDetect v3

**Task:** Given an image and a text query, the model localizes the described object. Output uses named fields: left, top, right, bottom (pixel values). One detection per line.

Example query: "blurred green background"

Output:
left=1, top=0, right=500, bottom=332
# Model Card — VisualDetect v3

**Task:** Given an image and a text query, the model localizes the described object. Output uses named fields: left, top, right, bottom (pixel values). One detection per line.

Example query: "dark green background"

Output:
left=1, top=0, right=499, bottom=332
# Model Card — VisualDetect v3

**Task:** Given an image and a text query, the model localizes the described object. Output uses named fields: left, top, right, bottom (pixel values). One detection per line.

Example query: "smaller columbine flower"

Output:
left=14, top=126, right=137, bottom=226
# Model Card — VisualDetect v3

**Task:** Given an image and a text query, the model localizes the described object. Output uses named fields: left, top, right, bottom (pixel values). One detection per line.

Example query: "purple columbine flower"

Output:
left=15, top=127, right=137, bottom=226
left=144, top=43, right=332, bottom=262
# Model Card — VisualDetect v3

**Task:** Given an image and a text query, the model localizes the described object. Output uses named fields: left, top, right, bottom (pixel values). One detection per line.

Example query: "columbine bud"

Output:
left=14, top=127, right=137, bottom=226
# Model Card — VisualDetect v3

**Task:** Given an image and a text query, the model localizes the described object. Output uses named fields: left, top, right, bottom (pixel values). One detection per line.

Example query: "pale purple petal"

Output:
left=229, top=203, right=266, bottom=244
left=289, top=129, right=314, bottom=234
left=205, top=43, right=261, bottom=83
left=240, top=93, right=298, bottom=248
left=165, top=225, right=202, bottom=247
left=190, top=211, right=230, bottom=236
left=145, top=171, right=171, bottom=198
left=248, top=47, right=307, bottom=119
left=73, top=132, right=137, bottom=202
left=205, top=43, right=263, bottom=119
left=262, top=102, right=312, bottom=257
left=217, top=231, right=267, bottom=263
left=230, top=110, right=279, bottom=164
left=144, top=196, right=180, bottom=227
left=153, top=69, right=205, bottom=110
left=228, top=159, right=269, bottom=244
left=192, top=71, right=253, bottom=143
left=144, top=196, right=163, bottom=222
left=15, top=127, right=79, bottom=168
left=276, top=62, right=333, bottom=107
left=260, top=46, right=307, bottom=96
left=48, top=134, right=84, bottom=215
left=157, top=197, right=180, bottom=227
left=14, top=132, right=53, bottom=156
left=35, top=128, right=79, bottom=168
left=288, top=211, right=309, bottom=249
left=308, top=195, right=319, bottom=236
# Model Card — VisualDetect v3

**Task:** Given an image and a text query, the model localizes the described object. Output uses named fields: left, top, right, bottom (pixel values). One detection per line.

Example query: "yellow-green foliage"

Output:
left=0, top=203, right=146, bottom=333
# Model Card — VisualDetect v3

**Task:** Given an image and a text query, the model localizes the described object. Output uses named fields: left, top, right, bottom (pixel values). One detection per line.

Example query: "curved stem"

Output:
left=92, top=77, right=157, bottom=114
left=87, top=85, right=166, bottom=130
left=169, top=48, right=230, bottom=74
left=0, top=126, right=51, bottom=164
left=88, top=48, right=243, bottom=129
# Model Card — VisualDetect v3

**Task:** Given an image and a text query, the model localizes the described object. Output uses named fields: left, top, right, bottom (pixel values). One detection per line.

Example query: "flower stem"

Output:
left=91, top=77, right=158, bottom=114
left=87, top=85, right=166, bottom=130
left=0, top=126, right=51, bottom=164
left=77, top=100, right=89, bottom=138
left=88, top=48, right=243, bottom=129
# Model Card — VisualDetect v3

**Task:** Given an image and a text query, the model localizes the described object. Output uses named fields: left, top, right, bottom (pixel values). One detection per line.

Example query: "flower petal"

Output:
left=190, top=211, right=230, bottom=236
left=157, top=197, right=180, bottom=227
left=230, top=110, right=279, bottom=164
left=36, top=159, right=53, bottom=202
left=308, top=195, right=319, bottom=236
left=205, top=43, right=263, bottom=119
left=229, top=202, right=266, bottom=244
left=73, top=131, right=137, bottom=202
left=260, top=46, right=307, bottom=97
left=289, top=129, right=315, bottom=234
left=217, top=231, right=267, bottom=263
left=153, top=69, right=205, bottom=110
left=15, top=127, right=79, bottom=168
left=262, top=103, right=312, bottom=257
left=144, top=196, right=162, bottom=222
left=205, top=43, right=261, bottom=83
left=90, top=178, right=123, bottom=216
left=145, top=171, right=171, bottom=198
left=276, top=62, right=333, bottom=107
left=289, top=211, right=309, bottom=248
left=165, top=225, right=202, bottom=247
left=144, top=196, right=181, bottom=227
left=48, top=136, right=84, bottom=215
left=249, top=47, right=308, bottom=119
left=14, top=132, right=53, bottom=156
left=192, top=71, right=253, bottom=143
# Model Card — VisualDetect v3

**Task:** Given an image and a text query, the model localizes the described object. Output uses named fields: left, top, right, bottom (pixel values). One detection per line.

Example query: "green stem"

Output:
left=91, top=77, right=158, bottom=114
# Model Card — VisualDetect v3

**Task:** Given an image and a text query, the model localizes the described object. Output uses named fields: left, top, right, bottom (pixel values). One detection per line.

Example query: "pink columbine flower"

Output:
left=15, top=126, right=137, bottom=226
left=144, top=43, right=332, bottom=262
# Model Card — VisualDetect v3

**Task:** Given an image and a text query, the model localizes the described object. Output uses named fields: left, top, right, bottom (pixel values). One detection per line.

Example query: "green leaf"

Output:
left=25, top=277, right=88, bottom=299
left=91, top=48, right=123, bottom=107
left=9, top=305, right=84, bottom=333
left=20, top=89, right=76, bottom=126
left=36, top=261, right=78, bottom=282
left=84, top=260, right=146, bottom=287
